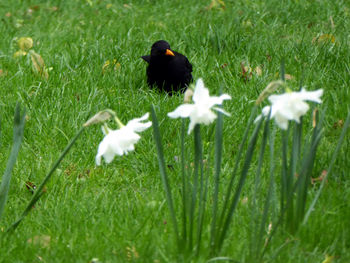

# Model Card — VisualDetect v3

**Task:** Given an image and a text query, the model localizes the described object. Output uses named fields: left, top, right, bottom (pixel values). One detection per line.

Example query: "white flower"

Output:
left=257, top=88, right=323, bottom=130
left=167, top=78, right=231, bottom=134
left=95, top=113, right=152, bottom=165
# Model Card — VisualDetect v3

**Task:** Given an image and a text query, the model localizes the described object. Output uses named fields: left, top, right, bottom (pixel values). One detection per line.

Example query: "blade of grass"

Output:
left=150, top=106, right=179, bottom=246
left=0, top=103, right=26, bottom=221
left=6, top=126, right=85, bottom=232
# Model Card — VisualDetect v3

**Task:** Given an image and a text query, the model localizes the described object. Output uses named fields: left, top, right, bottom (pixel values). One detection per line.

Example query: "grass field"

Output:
left=0, top=0, right=350, bottom=262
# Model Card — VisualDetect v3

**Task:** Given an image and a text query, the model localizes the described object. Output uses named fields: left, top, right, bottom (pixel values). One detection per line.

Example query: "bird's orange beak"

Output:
left=165, top=49, right=175, bottom=56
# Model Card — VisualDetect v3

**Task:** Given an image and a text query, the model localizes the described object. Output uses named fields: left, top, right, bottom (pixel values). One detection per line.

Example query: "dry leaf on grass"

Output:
left=312, top=34, right=336, bottom=45
left=333, top=119, right=344, bottom=129
left=102, top=59, right=121, bottom=74
left=311, top=170, right=328, bottom=185
left=255, top=66, right=262, bottom=76
left=205, top=0, right=226, bottom=11
left=30, top=50, right=49, bottom=79
left=240, top=62, right=252, bottom=81
left=126, top=246, right=139, bottom=261
left=322, top=254, right=335, bottom=263
left=18, top=37, right=33, bottom=51
left=27, top=235, right=51, bottom=248
left=0, top=69, right=8, bottom=77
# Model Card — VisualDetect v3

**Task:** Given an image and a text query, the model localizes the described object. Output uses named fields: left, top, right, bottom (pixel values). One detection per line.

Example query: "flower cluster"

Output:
left=94, top=79, right=324, bottom=165
left=94, top=78, right=232, bottom=164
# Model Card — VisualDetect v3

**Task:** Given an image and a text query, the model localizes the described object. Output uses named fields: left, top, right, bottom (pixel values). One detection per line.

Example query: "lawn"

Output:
left=0, top=0, right=349, bottom=262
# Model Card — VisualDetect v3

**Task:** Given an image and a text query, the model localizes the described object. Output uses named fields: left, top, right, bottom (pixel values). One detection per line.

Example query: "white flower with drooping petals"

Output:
left=257, top=88, right=323, bottom=130
left=167, top=78, right=231, bottom=134
left=96, top=113, right=152, bottom=165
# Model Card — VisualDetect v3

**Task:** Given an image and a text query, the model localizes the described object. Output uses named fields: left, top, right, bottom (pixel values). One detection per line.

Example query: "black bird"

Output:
left=141, top=40, right=193, bottom=94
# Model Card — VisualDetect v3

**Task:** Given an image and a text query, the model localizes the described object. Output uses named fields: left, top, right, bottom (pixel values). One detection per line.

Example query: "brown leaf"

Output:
left=30, top=51, right=49, bottom=79
left=254, top=66, right=262, bottom=76
left=49, top=6, right=59, bottom=11
left=284, top=74, right=294, bottom=80
left=312, top=34, right=336, bottom=45
left=333, top=119, right=344, bottom=129
left=205, top=0, right=226, bottom=11
left=0, top=69, right=7, bottom=77
left=274, top=72, right=294, bottom=80
left=311, top=170, right=328, bottom=185
left=240, top=62, right=252, bottom=82
left=126, top=246, right=139, bottom=261
left=30, top=5, right=40, bottom=11
left=27, top=235, right=51, bottom=248
left=240, top=196, right=248, bottom=205
left=266, top=53, right=272, bottom=62
left=25, top=181, right=37, bottom=194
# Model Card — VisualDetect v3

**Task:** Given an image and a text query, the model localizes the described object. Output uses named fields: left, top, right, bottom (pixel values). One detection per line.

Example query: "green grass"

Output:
left=0, top=0, right=350, bottom=262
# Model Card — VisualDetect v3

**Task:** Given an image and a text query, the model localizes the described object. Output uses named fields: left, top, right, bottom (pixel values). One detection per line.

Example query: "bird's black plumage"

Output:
left=142, top=40, right=193, bottom=94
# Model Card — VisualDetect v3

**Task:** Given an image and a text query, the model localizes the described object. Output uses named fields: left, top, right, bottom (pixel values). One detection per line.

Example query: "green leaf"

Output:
left=210, top=109, right=223, bottom=252
left=0, top=103, right=26, bottom=222
left=180, top=119, right=188, bottom=244
left=150, top=105, right=179, bottom=246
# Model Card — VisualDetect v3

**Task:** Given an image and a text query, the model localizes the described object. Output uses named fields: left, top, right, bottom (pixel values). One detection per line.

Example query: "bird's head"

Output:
left=150, top=40, right=175, bottom=57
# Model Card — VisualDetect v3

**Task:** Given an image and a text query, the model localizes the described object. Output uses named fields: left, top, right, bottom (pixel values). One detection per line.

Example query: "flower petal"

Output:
left=212, top=106, right=231, bottom=116
left=208, top=94, right=232, bottom=107
left=298, top=88, right=323, bottom=103
left=126, top=113, right=152, bottom=132
left=168, top=104, right=194, bottom=118
left=192, top=78, right=210, bottom=103
left=274, top=113, right=289, bottom=130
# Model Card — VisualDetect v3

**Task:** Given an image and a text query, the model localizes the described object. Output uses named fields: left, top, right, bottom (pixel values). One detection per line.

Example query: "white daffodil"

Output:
left=257, top=88, right=323, bottom=130
left=167, top=78, right=231, bottom=134
left=96, top=113, right=152, bottom=165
